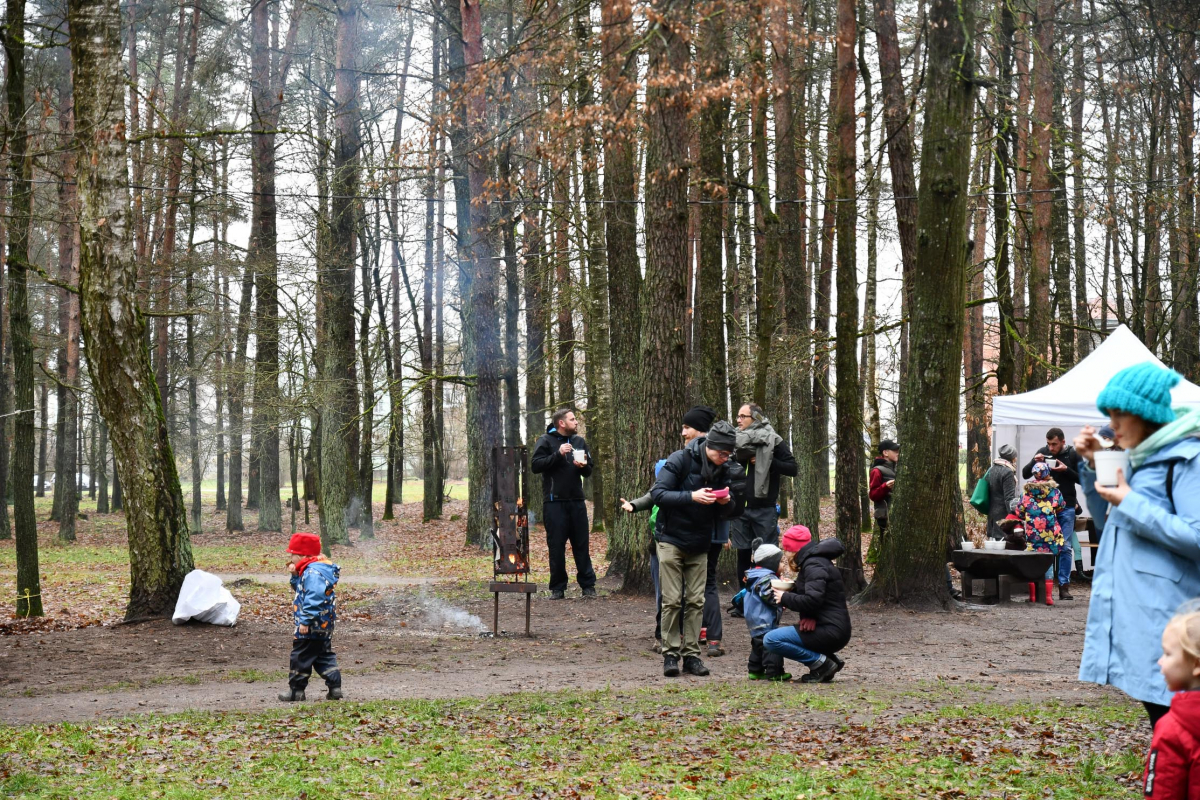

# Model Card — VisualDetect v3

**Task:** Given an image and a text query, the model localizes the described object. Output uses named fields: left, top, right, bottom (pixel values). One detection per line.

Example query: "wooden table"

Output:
left=951, top=549, right=1056, bottom=604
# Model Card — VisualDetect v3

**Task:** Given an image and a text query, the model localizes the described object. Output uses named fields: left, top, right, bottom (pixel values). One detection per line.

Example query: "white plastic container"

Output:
left=573, top=447, right=587, bottom=465
left=1094, top=450, right=1130, bottom=487
left=960, top=540, right=975, bottom=550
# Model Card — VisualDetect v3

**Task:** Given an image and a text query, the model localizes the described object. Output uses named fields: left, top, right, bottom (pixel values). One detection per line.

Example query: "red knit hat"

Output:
left=287, top=532, right=322, bottom=557
left=782, top=525, right=812, bottom=552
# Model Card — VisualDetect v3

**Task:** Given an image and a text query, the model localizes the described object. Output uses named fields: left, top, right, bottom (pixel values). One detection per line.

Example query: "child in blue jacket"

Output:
left=278, top=532, right=343, bottom=702
left=743, top=540, right=789, bottom=681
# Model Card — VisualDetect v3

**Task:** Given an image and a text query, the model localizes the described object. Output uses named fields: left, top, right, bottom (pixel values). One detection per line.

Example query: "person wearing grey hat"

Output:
left=981, top=444, right=1021, bottom=541
left=651, top=420, right=746, bottom=678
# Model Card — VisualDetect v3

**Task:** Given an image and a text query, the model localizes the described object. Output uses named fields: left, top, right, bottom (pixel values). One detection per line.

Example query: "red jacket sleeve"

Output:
left=868, top=468, right=891, bottom=502
left=1143, top=717, right=1191, bottom=799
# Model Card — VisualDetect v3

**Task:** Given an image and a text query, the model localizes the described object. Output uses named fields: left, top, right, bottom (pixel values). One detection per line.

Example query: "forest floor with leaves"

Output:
left=0, top=495, right=1147, bottom=798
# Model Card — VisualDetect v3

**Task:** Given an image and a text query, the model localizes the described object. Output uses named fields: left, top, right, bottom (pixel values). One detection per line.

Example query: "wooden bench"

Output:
left=951, top=550, right=1056, bottom=604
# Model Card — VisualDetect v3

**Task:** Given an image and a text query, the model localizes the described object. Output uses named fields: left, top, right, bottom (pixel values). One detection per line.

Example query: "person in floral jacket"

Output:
left=1015, top=461, right=1069, bottom=605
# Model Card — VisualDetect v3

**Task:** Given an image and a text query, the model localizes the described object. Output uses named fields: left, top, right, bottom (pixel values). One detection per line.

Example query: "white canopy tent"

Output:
left=991, top=324, right=1200, bottom=566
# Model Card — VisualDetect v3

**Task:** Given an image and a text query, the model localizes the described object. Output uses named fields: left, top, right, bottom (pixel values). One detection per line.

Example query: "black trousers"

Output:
left=703, top=542, right=723, bottom=642
left=736, top=548, right=754, bottom=588
left=544, top=500, right=596, bottom=593
left=289, top=637, right=341, bottom=691
left=748, top=634, right=785, bottom=678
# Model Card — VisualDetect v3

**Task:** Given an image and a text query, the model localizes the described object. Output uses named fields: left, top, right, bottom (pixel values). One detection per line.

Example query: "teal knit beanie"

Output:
left=1096, top=362, right=1181, bottom=425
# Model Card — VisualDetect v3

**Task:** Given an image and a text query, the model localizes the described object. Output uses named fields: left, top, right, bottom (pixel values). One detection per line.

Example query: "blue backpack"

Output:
left=742, top=567, right=782, bottom=637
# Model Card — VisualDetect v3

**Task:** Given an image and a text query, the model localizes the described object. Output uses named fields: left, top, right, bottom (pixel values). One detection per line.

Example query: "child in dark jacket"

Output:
left=1143, top=607, right=1200, bottom=799
left=278, top=532, right=343, bottom=702
left=743, top=540, right=789, bottom=682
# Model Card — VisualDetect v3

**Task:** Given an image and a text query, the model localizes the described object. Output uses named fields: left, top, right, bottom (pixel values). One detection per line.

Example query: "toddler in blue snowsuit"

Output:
left=278, top=532, right=343, bottom=702
left=743, top=540, right=789, bottom=681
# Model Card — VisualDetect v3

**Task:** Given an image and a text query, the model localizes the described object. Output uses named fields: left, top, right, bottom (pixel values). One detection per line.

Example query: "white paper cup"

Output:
left=960, top=540, right=975, bottom=550
left=1094, top=450, right=1129, bottom=487
left=573, top=448, right=587, bottom=464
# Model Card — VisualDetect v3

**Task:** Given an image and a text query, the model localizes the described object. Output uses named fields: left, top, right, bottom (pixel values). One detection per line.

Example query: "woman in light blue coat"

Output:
left=1074, top=362, right=1200, bottom=730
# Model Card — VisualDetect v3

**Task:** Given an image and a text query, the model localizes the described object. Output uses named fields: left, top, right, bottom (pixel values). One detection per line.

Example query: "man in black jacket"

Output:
left=531, top=408, right=597, bottom=599
left=1020, top=426, right=1085, bottom=592
left=651, top=421, right=745, bottom=678
left=731, top=404, right=798, bottom=582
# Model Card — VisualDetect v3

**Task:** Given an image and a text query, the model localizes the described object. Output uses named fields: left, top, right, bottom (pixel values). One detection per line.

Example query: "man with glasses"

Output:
left=731, top=404, right=798, bottom=586
left=651, top=420, right=745, bottom=677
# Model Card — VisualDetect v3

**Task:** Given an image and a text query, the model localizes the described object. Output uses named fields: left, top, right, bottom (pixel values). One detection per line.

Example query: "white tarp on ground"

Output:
left=990, top=324, right=1200, bottom=568
left=172, top=569, right=240, bottom=626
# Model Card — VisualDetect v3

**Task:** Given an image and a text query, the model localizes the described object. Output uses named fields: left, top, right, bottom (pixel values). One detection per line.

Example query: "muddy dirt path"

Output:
left=1, top=579, right=1115, bottom=724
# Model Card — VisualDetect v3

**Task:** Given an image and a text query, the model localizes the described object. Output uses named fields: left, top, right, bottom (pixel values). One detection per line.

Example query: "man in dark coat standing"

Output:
left=531, top=408, right=597, bottom=599
left=731, top=404, right=798, bottom=583
left=651, top=421, right=745, bottom=678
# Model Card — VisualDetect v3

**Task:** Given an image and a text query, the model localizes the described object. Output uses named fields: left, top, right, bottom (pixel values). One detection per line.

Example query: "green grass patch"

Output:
left=0, top=681, right=1146, bottom=798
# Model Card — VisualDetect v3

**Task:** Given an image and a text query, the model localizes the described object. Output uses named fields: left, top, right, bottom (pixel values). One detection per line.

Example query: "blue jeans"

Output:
left=762, top=625, right=825, bottom=667
left=1044, top=546, right=1073, bottom=583
left=1057, top=508, right=1080, bottom=563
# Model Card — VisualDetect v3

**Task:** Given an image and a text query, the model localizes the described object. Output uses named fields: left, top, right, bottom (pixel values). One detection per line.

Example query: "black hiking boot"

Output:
left=799, top=656, right=841, bottom=684
left=326, top=687, right=343, bottom=701
left=550, top=590, right=565, bottom=600
left=277, top=689, right=306, bottom=702
left=682, top=656, right=710, bottom=677
left=582, top=587, right=597, bottom=598
left=663, top=655, right=681, bottom=677
left=1058, top=582, right=1073, bottom=600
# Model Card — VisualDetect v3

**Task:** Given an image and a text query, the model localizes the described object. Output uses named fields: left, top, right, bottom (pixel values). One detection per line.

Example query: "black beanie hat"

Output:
left=705, top=420, right=738, bottom=451
left=682, top=405, right=716, bottom=432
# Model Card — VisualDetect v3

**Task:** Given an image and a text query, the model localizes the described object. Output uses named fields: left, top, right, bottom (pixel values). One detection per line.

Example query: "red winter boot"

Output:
left=1028, top=582, right=1037, bottom=603
left=1044, top=580, right=1055, bottom=606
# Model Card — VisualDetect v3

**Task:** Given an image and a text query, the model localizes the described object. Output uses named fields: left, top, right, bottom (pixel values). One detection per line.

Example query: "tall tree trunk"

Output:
left=70, top=0, right=195, bottom=618
left=96, top=419, right=109, bottom=513
left=600, top=0, right=646, bottom=587
left=749, top=17, right=780, bottom=410
left=813, top=77, right=835, bottom=499
left=833, top=0, right=863, bottom=591
left=7, top=0, right=40, bottom=616
left=870, top=0, right=977, bottom=607
left=966, top=87, right=990, bottom=493
left=1177, top=33, right=1199, bottom=376
left=249, top=0, right=296, bottom=532
left=186, top=213, right=201, bottom=531
left=637, top=0, right=690, bottom=569
left=872, top=0, right=918, bottom=394
left=320, top=0, right=362, bottom=547
left=992, top=0, right=1017, bottom=394
left=1069, top=0, right=1090, bottom=360
left=448, top=0, right=502, bottom=546
left=421, top=17, right=442, bottom=522
left=58, top=85, right=79, bottom=543
left=227, top=264, right=253, bottom=532
left=1026, top=0, right=1053, bottom=388
left=357, top=227, right=375, bottom=538
left=0, top=180, right=9, bottom=538
left=696, top=0, right=729, bottom=415
left=1050, top=76, right=1073, bottom=369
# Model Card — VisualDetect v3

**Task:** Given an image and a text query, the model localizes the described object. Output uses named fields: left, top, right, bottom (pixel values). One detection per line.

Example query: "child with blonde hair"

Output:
left=1143, top=605, right=1200, bottom=799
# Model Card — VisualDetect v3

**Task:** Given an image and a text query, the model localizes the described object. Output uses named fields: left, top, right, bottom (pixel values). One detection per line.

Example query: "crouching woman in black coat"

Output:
left=762, top=538, right=852, bottom=682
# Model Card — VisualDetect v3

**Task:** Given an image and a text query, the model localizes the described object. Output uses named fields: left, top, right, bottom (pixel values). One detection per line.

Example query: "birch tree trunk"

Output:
left=69, top=0, right=195, bottom=618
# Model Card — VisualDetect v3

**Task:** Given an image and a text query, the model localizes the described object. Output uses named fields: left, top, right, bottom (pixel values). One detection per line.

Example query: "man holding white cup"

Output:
left=532, top=407, right=597, bottom=599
